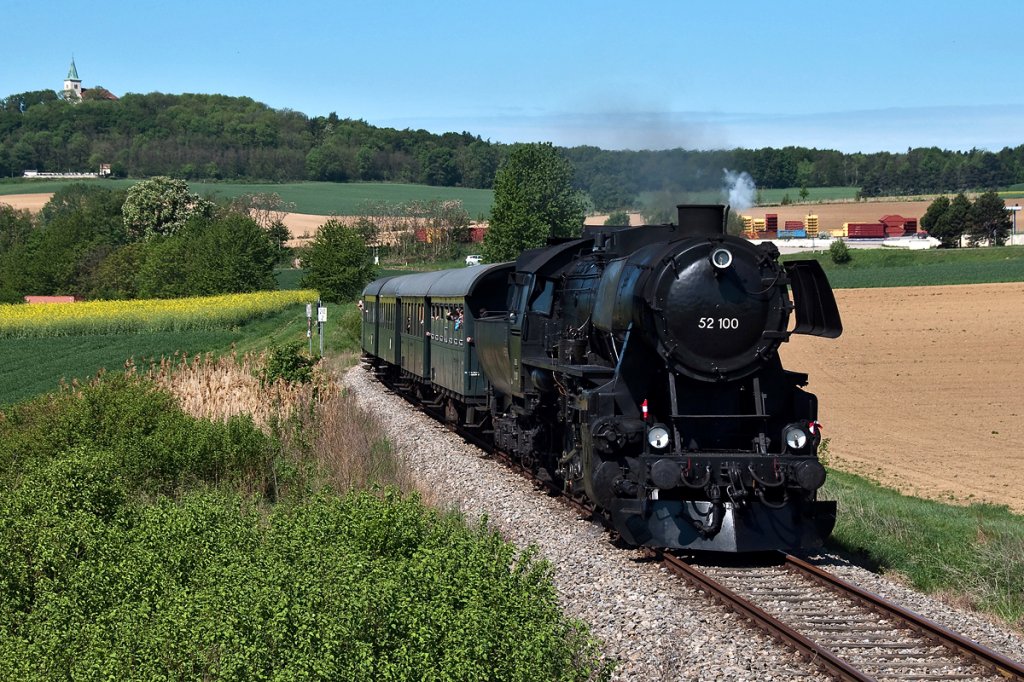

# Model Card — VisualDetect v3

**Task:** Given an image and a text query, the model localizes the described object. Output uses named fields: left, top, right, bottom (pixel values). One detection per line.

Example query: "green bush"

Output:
left=0, top=374, right=274, bottom=495
left=0, top=377, right=610, bottom=680
left=829, top=238, right=852, bottom=264
left=262, top=341, right=318, bottom=385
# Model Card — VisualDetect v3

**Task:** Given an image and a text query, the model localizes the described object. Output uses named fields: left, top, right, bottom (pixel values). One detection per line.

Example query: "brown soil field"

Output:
left=587, top=200, right=939, bottom=232
left=781, top=282, right=1024, bottom=512
left=0, top=193, right=54, bottom=213
left=738, top=200, right=935, bottom=231
left=4, top=192, right=1022, bottom=510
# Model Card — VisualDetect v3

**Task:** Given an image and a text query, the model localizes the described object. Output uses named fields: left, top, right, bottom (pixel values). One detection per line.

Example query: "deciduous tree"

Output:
left=299, top=219, right=377, bottom=302
left=122, top=176, right=214, bottom=241
left=186, top=214, right=278, bottom=295
left=968, top=191, right=1012, bottom=246
left=604, top=210, right=630, bottom=226
left=945, top=193, right=973, bottom=247
left=920, top=195, right=954, bottom=247
left=483, top=143, right=585, bottom=263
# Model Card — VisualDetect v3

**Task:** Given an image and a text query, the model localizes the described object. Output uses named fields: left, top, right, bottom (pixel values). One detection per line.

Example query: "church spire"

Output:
left=64, top=58, right=83, bottom=101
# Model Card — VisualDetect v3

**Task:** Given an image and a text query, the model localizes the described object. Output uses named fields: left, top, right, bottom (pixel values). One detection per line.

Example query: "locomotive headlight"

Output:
left=710, top=247, right=733, bottom=270
left=647, top=424, right=671, bottom=449
left=784, top=424, right=809, bottom=450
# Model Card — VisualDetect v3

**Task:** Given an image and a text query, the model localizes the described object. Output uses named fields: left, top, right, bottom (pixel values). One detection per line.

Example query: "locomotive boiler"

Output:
left=361, top=204, right=842, bottom=552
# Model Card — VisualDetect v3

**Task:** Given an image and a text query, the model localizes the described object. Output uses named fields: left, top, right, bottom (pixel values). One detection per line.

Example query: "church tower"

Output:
left=63, top=58, right=82, bottom=100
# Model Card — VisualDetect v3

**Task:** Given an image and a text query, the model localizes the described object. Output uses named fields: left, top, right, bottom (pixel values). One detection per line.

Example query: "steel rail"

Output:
left=782, top=554, right=1024, bottom=681
left=658, top=552, right=875, bottom=682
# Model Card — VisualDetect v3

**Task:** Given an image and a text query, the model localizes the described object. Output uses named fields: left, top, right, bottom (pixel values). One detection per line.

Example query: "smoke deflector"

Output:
left=784, top=260, right=843, bottom=338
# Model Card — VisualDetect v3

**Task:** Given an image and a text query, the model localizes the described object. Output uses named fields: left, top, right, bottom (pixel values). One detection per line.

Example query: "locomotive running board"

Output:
left=783, top=260, right=843, bottom=338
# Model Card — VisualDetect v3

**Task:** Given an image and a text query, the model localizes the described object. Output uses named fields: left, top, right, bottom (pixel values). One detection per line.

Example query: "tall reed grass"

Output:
left=138, top=350, right=412, bottom=495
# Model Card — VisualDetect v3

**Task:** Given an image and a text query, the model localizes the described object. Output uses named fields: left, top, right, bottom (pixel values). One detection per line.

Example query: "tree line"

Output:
left=3, top=90, right=1023, bottom=210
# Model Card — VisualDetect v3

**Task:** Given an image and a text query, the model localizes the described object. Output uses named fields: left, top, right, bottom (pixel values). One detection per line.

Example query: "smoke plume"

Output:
left=722, top=169, right=756, bottom=211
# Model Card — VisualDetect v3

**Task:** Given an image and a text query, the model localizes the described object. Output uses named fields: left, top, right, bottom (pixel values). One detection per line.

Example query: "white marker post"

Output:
left=317, top=300, right=327, bottom=358
left=306, top=303, right=313, bottom=355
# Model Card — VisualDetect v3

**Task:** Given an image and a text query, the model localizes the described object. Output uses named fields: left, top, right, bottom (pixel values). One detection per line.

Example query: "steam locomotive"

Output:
left=360, top=205, right=843, bottom=552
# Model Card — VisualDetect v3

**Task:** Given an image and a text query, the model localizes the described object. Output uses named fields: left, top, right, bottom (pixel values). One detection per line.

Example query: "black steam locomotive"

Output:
left=360, top=205, right=842, bottom=552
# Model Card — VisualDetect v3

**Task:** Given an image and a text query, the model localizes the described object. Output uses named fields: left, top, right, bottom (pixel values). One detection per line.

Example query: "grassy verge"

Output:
left=783, top=245, right=1024, bottom=288
left=823, top=467, right=1024, bottom=627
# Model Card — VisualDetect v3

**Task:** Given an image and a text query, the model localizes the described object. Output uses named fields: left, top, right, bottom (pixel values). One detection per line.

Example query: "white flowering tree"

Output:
left=122, top=176, right=215, bottom=241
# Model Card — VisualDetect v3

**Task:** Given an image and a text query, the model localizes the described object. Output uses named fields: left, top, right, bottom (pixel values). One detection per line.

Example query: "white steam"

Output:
left=722, top=169, right=756, bottom=211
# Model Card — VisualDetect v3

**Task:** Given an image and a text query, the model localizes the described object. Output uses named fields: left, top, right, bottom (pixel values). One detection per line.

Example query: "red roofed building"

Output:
left=879, top=215, right=918, bottom=237
left=24, top=296, right=78, bottom=304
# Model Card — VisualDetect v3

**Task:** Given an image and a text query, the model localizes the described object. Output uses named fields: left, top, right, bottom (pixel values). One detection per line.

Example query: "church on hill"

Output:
left=62, top=58, right=117, bottom=102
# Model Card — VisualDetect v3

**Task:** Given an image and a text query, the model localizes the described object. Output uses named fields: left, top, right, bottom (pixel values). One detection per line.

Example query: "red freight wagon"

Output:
left=846, top=222, right=885, bottom=238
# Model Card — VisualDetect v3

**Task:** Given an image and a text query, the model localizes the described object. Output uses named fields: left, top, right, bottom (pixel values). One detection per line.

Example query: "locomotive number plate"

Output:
left=698, top=317, right=739, bottom=330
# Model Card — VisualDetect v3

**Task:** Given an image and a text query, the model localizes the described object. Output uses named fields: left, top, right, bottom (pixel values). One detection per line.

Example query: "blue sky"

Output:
left=4, top=0, right=1022, bottom=154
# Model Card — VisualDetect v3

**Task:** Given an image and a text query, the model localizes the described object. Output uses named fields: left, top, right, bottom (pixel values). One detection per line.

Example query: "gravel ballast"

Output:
left=344, top=367, right=1024, bottom=680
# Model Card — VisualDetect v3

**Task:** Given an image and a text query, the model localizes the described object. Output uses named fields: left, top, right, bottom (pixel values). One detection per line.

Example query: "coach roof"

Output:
left=377, top=263, right=512, bottom=299
left=361, top=275, right=399, bottom=298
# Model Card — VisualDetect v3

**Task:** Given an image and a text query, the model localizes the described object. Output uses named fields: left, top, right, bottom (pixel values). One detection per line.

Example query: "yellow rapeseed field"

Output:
left=0, top=290, right=319, bottom=337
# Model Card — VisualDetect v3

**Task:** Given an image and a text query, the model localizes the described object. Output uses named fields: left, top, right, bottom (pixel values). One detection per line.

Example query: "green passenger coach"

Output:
left=362, top=263, right=513, bottom=419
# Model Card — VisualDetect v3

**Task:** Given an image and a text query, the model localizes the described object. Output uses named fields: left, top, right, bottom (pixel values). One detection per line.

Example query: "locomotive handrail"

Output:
left=670, top=413, right=768, bottom=419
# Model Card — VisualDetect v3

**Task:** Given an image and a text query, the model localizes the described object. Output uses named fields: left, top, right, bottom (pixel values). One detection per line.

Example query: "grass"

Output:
left=782, top=244, right=1024, bottom=288
left=757, top=186, right=860, bottom=204
left=823, top=467, right=1024, bottom=626
left=275, top=267, right=304, bottom=290
left=0, top=179, right=495, bottom=220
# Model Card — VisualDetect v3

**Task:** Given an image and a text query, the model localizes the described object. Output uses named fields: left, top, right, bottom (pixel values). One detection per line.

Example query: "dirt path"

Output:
left=781, top=283, right=1024, bottom=512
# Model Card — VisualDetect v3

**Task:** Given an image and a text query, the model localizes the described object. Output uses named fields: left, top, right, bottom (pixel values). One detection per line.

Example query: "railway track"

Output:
left=379, top=372, right=1024, bottom=680
left=662, top=552, right=1024, bottom=681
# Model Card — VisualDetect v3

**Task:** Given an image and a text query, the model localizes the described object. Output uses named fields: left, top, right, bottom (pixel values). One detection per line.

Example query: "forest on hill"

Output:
left=2, top=89, right=1024, bottom=210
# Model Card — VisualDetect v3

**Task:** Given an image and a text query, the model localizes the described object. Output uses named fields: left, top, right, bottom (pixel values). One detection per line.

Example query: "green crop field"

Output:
left=0, top=179, right=496, bottom=219
left=756, top=186, right=860, bottom=203
left=0, top=304, right=311, bottom=407
left=0, top=331, right=235, bottom=406
left=783, top=244, right=1024, bottom=288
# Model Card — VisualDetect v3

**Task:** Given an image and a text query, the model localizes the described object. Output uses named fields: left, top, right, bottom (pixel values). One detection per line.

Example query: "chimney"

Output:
left=677, top=204, right=728, bottom=236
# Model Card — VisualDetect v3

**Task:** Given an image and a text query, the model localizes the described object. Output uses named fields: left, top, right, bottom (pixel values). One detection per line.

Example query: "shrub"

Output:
left=0, top=375, right=609, bottom=680
left=262, top=341, right=318, bottom=385
left=829, top=238, right=852, bottom=264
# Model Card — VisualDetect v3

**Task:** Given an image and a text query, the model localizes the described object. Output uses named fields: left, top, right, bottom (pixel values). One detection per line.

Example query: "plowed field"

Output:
left=781, top=282, right=1024, bottom=512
